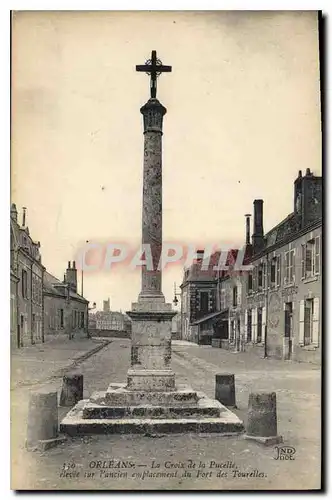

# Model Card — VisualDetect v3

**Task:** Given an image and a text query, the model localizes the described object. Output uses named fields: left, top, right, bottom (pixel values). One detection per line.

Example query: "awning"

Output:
left=192, top=309, right=228, bottom=326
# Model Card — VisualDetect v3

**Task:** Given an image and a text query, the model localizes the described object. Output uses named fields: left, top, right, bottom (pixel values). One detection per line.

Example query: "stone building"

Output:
left=95, top=310, right=126, bottom=331
left=215, top=169, right=322, bottom=364
left=214, top=245, right=252, bottom=350
left=43, top=261, right=89, bottom=339
left=180, top=250, right=219, bottom=344
left=10, top=204, right=44, bottom=348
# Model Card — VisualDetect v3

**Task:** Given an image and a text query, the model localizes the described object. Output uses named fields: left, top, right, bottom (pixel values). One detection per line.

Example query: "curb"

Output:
left=11, top=340, right=112, bottom=389
left=58, top=340, right=112, bottom=375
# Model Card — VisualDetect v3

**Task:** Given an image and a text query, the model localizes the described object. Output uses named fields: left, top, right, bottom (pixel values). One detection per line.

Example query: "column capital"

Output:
left=140, top=98, right=167, bottom=133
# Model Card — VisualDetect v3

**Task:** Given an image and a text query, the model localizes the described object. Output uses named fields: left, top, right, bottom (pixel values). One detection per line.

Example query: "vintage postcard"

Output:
left=10, top=10, right=322, bottom=491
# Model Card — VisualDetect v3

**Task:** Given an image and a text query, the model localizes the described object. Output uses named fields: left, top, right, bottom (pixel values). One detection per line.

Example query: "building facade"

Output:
left=43, top=261, right=89, bottom=339
left=180, top=251, right=219, bottom=344
left=10, top=204, right=44, bottom=348
left=180, top=170, right=322, bottom=364
left=94, top=310, right=126, bottom=331
left=216, top=169, right=322, bottom=364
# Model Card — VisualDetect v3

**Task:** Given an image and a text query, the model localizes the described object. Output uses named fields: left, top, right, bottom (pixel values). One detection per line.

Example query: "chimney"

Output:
left=252, top=199, right=264, bottom=254
left=196, top=250, right=204, bottom=260
left=65, top=260, right=77, bottom=293
left=10, top=203, right=18, bottom=222
left=245, top=214, right=251, bottom=246
left=22, top=207, right=27, bottom=227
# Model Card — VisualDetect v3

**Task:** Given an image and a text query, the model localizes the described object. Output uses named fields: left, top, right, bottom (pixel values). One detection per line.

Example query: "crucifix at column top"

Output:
left=136, top=50, right=172, bottom=99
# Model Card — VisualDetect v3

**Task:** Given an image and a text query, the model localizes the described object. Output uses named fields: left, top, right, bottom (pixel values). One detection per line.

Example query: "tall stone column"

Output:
left=140, top=98, right=166, bottom=299
left=127, top=97, right=176, bottom=392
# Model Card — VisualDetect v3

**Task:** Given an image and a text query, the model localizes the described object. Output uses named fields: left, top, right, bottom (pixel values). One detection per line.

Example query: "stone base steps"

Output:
left=60, top=399, right=244, bottom=436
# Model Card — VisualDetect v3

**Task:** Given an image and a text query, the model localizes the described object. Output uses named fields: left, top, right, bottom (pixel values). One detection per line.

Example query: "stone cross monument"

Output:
left=60, top=51, right=243, bottom=435
left=126, top=50, right=176, bottom=394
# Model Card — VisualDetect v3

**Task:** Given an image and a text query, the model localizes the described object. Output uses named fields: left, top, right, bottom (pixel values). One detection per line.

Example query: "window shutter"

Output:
left=312, top=298, right=320, bottom=346
left=252, top=308, right=257, bottom=343
left=238, top=283, right=242, bottom=306
left=244, top=310, right=248, bottom=342
left=299, top=300, right=305, bottom=346
left=314, top=237, right=320, bottom=275
left=262, top=306, right=266, bottom=345
left=253, top=266, right=257, bottom=291
left=301, top=244, right=306, bottom=279
left=276, top=256, right=281, bottom=286
left=290, top=250, right=295, bottom=283
left=264, top=262, right=268, bottom=289
left=284, top=252, right=288, bottom=284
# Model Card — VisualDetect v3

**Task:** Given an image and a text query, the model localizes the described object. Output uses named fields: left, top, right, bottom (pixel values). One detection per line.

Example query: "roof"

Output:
left=182, top=247, right=253, bottom=287
left=264, top=213, right=299, bottom=248
left=253, top=215, right=322, bottom=261
left=43, top=271, right=88, bottom=303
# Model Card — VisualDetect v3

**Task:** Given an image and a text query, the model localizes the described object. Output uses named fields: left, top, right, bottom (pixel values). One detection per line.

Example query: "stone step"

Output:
left=60, top=400, right=245, bottom=436
left=82, top=402, right=221, bottom=420
left=96, top=383, right=199, bottom=406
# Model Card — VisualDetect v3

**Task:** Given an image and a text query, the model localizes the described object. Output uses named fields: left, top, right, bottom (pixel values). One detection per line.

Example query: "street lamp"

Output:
left=87, top=302, right=97, bottom=339
left=173, top=282, right=182, bottom=339
left=173, top=282, right=181, bottom=307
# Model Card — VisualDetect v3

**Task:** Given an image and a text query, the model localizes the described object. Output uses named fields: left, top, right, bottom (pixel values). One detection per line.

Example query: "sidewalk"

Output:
left=11, top=336, right=111, bottom=389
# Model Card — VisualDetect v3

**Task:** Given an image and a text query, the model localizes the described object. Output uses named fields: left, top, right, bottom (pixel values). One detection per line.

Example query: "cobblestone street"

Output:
left=11, top=339, right=321, bottom=490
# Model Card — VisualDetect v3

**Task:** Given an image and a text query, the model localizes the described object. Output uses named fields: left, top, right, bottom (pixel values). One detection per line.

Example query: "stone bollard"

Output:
left=215, top=374, right=236, bottom=408
left=26, top=389, right=66, bottom=452
left=244, top=392, right=283, bottom=445
left=59, top=373, right=84, bottom=407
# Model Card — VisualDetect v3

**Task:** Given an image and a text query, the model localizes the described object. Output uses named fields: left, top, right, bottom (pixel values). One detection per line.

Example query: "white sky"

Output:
left=11, top=10, right=321, bottom=311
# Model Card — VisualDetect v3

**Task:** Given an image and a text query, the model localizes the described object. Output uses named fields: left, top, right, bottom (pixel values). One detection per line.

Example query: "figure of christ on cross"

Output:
left=136, top=50, right=172, bottom=99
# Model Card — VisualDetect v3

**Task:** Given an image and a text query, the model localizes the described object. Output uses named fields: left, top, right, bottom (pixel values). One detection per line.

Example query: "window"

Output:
left=257, top=307, right=263, bottom=343
left=199, top=291, right=209, bottom=317
left=60, top=309, right=64, bottom=328
left=247, top=310, right=252, bottom=342
left=258, top=265, right=263, bottom=289
left=305, top=241, right=314, bottom=276
left=233, top=286, right=238, bottom=307
left=73, top=310, right=78, bottom=329
left=271, top=257, right=281, bottom=287
left=21, top=269, right=28, bottom=298
left=270, top=258, right=276, bottom=287
left=247, top=272, right=253, bottom=293
left=285, top=250, right=295, bottom=284
left=80, top=312, right=85, bottom=329
left=302, top=237, right=320, bottom=279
